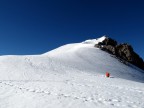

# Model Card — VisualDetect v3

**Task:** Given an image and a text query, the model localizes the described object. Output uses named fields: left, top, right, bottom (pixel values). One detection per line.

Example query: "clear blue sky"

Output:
left=0, top=0, right=144, bottom=59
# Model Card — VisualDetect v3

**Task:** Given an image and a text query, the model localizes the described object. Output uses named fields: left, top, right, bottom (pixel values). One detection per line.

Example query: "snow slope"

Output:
left=0, top=36, right=144, bottom=108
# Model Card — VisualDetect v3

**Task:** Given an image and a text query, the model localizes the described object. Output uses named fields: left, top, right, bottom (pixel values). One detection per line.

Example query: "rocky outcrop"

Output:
left=115, top=44, right=144, bottom=70
left=99, top=37, right=117, bottom=46
left=95, top=37, right=144, bottom=70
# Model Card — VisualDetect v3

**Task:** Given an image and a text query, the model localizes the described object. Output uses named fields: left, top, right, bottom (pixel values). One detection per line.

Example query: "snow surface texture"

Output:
left=0, top=36, right=144, bottom=108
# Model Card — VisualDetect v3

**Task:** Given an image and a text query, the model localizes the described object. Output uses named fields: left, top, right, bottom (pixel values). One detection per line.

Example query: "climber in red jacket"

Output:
left=106, top=72, right=110, bottom=77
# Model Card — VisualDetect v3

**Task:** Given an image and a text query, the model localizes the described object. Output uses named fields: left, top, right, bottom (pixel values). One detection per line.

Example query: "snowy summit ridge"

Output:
left=82, top=36, right=106, bottom=45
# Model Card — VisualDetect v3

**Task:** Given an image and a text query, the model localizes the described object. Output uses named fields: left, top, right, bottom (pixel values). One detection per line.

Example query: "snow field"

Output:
left=0, top=37, right=144, bottom=108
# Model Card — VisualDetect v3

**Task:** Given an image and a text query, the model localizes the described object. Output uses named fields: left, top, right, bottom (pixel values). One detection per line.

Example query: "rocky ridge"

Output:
left=95, top=37, right=144, bottom=70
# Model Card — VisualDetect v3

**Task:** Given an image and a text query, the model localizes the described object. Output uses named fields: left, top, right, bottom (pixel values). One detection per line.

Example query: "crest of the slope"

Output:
left=82, top=36, right=106, bottom=45
left=43, top=36, right=106, bottom=55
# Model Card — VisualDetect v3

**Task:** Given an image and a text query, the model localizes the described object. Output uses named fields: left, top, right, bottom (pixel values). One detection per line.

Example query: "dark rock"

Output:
left=94, top=44, right=101, bottom=48
left=95, top=37, right=144, bottom=70
left=115, top=44, right=144, bottom=70
left=115, top=43, right=133, bottom=60
left=101, top=45, right=116, bottom=55
left=100, top=37, right=117, bottom=46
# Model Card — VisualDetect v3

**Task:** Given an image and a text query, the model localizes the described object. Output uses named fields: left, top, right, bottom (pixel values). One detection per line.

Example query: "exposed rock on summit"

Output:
left=95, top=37, right=144, bottom=70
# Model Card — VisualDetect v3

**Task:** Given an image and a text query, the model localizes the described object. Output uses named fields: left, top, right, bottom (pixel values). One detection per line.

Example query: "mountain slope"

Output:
left=0, top=36, right=144, bottom=108
left=0, top=36, right=143, bottom=82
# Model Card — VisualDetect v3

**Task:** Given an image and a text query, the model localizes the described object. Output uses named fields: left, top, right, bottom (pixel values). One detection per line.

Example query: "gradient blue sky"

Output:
left=0, top=0, right=144, bottom=59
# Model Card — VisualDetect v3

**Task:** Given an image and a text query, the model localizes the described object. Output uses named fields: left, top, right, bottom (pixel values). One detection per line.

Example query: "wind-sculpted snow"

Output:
left=0, top=38, right=144, bottom=108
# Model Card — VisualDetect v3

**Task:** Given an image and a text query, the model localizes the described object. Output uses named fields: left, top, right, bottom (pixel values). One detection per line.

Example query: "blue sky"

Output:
left=0, top=0, right=144, bottom=59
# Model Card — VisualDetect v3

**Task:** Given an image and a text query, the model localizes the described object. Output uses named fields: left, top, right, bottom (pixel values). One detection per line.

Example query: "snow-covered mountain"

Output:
left=0, top=36, right=144, bottom=108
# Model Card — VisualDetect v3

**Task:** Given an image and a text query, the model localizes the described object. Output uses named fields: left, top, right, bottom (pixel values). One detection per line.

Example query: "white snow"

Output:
left=0, top=37, right=144, bottom=108
left=82, top=36, right=106, bottom=44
